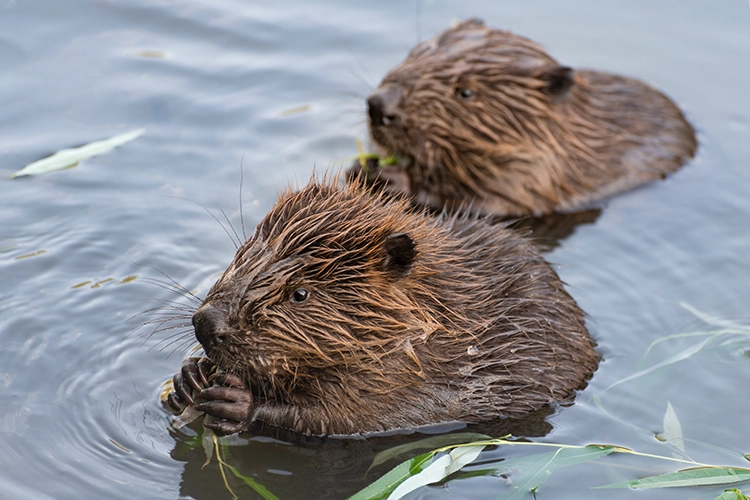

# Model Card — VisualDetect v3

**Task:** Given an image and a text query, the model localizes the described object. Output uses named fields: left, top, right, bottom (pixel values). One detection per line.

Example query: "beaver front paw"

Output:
left=195, top=373, right=254, bottom=435
left=167, top=357, right=215, bottom=411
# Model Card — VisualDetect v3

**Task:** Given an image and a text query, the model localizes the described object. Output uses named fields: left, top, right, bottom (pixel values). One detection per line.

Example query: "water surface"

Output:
left=1, top=1, right=749, bottom=499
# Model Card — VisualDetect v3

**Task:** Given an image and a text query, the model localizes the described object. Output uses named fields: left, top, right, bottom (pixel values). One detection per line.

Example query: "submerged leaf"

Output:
left=11, top=128, right=145, bottom=178
left=223, top=462, right=280, bottom=500
left=598, top=467, right=750, bottom=489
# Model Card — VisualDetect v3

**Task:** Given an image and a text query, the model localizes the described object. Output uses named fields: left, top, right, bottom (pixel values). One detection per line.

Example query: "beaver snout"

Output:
left=367, top=86, right=403, bottom=127
left=192, top=303, right=230, bottom=349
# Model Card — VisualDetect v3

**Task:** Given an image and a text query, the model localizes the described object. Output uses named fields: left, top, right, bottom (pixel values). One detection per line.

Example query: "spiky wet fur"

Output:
left=198, top=177, right=597, bottom=436
left=369, top=19, right=697, bottom=217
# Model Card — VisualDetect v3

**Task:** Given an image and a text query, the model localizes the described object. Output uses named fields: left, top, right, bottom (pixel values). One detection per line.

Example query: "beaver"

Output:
left=167, top=177, right=598, bottom=436
left=354, top=19, right=697, bottom=217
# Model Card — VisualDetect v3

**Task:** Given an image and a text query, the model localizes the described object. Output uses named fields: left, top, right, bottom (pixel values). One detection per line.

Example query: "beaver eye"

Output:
left=291, top=288, right=309, bottom=303
left=456, top=88, right=475, bottom=101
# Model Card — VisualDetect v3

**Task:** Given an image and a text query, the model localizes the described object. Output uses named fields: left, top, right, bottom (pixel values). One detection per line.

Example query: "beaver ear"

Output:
left=382, top=233, right=417, bottom=276
left=541, top=66, right=574, bottom=97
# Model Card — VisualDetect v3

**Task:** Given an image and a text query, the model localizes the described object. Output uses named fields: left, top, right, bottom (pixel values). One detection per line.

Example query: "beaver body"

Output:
left=359, top=19, right=697, bottom=217
left=169, top=178, right=597, bottom=436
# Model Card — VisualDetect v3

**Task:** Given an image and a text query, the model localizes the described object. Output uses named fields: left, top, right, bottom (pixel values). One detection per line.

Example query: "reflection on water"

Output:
left=172, top=412, right=556, bottom=499
left=1, top=1, right=750, bottom=499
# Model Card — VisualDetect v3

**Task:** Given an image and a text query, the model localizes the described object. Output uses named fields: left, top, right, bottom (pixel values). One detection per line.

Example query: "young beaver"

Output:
left=357, top=19, right=697, bottom=217
left=168, top=178, right=597, bottom=436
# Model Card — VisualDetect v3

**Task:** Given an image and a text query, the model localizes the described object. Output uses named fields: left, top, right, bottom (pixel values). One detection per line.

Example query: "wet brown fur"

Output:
left=365, top=19, right=697, bottom=217
left=195, top=176, right=597, bottom=436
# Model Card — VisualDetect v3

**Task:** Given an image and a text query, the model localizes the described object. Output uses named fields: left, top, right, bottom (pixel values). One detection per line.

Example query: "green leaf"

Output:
left=11, top=128, right=145, bottom=178
left=387, top=445, right=486, bottom=500
left=661, top=401, right=686, bottom=454
left=714, top=488, right=750, bottom=500
left=379, top=155, right=400, bottom=166
left=498, top=445, right=616, bottom=499
left=348, top=450, right=435, bottom=500
left=201, top=431, right=214, bottom=468
left=681, top=302, right=749, bottom=330
left=605, top=335, right=715, bottom=392
left=368, top=432, right=489, bottom=471
left=598, top=467, right=750, bottom=489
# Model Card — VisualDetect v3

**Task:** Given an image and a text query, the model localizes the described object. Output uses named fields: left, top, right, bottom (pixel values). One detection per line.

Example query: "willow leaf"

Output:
left=11, top=128, right=145, bottom=178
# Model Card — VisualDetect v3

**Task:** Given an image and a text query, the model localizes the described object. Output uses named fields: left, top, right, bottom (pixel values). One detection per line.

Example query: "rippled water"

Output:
left=1, top=1, right=749, bottom=499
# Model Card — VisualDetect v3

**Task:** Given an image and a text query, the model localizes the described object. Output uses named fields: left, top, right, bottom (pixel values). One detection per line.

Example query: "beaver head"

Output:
left=189, top=177, right=597, bottom=436
left=366, top=19, right=696, bottom=216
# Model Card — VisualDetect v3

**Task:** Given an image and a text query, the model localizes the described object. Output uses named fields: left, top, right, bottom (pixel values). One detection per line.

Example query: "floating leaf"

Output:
left=661, top=401, right=686, bottom=454
left=91, top=278, right=115, bottom=289
left=598, top=467, right=750, bottom=489
left=387, top=445, right=486, bottom=500
left=131, top=50, right=169, bottom=59
left=348, top=450, right=435, bottom=500
left=11, top=128, right=145, bottom=178
left=355, top=437, right=750, bottom=499
left=368, top=432, right=489, bottom=472
left=605, top=335, right=715, bottom=392
left=14, top=250, right=47, bottom=260
left=681, top=302, right=749, bottom=330
left=498, top=445, right=616, bottom=499
left=275, top=104, right=311, bottom=117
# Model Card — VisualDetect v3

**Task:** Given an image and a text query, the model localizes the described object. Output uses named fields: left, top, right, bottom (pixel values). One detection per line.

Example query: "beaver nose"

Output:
left=192, top=303, right=229, bottom=349
left=367, top=86, right=402, bottom=127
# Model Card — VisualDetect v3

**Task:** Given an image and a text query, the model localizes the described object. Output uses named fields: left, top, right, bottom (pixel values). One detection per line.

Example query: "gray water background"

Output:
left=1, top=1, right=750, bottom=498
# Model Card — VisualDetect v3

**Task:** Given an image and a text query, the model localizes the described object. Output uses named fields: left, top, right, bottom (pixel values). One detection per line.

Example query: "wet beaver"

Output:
left=354, top=19, right=697, bottom=217
left=167, top=177, right=597, bottom=436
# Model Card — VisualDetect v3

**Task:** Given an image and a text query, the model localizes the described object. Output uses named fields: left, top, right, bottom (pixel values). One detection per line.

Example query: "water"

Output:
left=1, top=1, right=749, bottom=498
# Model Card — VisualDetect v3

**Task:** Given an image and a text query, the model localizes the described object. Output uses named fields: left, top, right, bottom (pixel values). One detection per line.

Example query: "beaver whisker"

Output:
left=163, top=195, right=243, bottom=250
left=171, top=338, right=201, bottom=358
left=143, top=322, right=193, bottom=342
left=132, top=299, right=197, bottom=315
left=137, top=317, right=192, bottom=346
left=138, top=277, right=203, bottom=306
left=154, top=336, right=198, bottom=360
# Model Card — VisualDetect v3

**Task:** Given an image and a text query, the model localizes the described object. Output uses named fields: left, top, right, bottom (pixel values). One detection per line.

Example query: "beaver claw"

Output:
left=196, top=374, right=254, bottom=435
left=168, top=357, right=215, bottom=411
left=168, top=359, right=254, bottom=435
